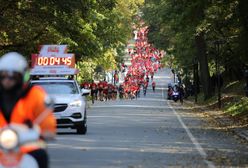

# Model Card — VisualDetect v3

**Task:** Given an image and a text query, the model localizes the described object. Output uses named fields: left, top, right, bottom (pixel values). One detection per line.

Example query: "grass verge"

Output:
left=187, top=80, right=248, bottom=117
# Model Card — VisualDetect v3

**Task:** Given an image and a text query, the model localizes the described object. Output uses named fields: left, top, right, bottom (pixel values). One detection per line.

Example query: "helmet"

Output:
left=0, top=52, right=28, bottom=75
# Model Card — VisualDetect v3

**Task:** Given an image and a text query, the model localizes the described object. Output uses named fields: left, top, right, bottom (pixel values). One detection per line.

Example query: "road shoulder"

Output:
left=184, top=100, right=248, bottom=142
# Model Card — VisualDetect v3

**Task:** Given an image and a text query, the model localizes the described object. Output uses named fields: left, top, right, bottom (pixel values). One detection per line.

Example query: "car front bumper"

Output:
left=56, top=119, right=85, bottom=128
left=53, top=105, right=85, bottom=128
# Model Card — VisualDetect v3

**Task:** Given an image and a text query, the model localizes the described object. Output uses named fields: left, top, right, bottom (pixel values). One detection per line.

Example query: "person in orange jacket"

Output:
left=0, top=52, right=56, bottom=168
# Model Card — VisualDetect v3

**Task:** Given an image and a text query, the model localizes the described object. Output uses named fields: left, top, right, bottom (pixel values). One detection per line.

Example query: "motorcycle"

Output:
left=172, top=91, right=180, bottom=102
left=0, top=124, right=44, bottom=168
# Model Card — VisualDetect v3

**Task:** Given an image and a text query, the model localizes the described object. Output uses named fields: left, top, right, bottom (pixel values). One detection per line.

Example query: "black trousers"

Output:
left=28, top=149, right=49, bottom=168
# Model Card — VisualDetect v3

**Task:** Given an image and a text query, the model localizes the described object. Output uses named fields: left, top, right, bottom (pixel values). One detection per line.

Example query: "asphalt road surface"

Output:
left=48, top=69, right=248, bottom=168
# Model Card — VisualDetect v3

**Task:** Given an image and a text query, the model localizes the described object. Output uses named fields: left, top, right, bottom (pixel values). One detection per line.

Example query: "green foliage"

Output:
left=0, top=0, right=143, bottom=82
left=225, top=97, right=248, bottom=116
left=77, top=49, right=117, bottom=82
left=0, top=0, right=142, bottom=61
left=76, top=58, right=97, bottom=82
left=143, top=0, right=248, bottom=98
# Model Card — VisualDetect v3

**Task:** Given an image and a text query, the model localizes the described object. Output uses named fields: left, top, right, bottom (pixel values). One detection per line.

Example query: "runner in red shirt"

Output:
left=130, top=85, right=136, bottom=99
left=90, top=81, right=97, bottom=104
left=103, top=80, right=109, bottom=101
left=143, top=81, right=148, bottom=96
left=136, top=83, right=141, bottom=98
left=107, top=83, right=114, bottom=100
left=152, top=81, right=156, bottom=92
left=150, top=71, right=154, bottom=81
left=81, top=81, right=90, bottom=89
left=98, top=81, right=104, bottom=101
left=123, top=82, right=128, bottom=99
left=112, top=85, right=118, bottom=100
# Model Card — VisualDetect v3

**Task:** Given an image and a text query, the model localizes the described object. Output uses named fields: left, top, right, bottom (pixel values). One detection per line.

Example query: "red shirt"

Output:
left=103, top=82, right=108, bottom=89
left=111, top=85, right=116, bottom=90
left=81, top=82, right=89, bottom=89
left=144, top=81, right=148, bottom=88
left=90, top=83, right=97, bottom=90
left=98, top=82, right=104, bottom=89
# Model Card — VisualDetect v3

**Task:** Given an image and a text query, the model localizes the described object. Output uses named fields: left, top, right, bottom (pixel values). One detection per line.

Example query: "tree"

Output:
left=0, top=0, right=143, bottom=63
left=0, top=0, right=144, bottom=83
left=143, top=0, right=248, bottom=99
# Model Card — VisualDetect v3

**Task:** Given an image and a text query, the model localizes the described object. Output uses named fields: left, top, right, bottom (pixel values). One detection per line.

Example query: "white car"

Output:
left=30, top=77, right=90, bottom=134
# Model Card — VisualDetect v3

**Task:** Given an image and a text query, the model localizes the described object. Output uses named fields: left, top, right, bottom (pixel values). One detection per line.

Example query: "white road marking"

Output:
left=168, top=103, right=215, bottom=168
left=159, top=83, right=215, bottom=168
left=94, top=76, right=215, bottom=167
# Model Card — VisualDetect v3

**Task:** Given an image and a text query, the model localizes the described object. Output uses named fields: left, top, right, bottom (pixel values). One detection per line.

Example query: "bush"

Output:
left=225, top=97, right=248, bottom=116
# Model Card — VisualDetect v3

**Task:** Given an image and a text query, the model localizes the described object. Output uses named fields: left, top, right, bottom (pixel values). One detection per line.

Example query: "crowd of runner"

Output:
left=81, top=80, right=118, bottom=103
left=81, top=78, right=156, bottom=104
left=81, top=18, right=163, bottom=104
left=121, top=19, right=163, bottom=98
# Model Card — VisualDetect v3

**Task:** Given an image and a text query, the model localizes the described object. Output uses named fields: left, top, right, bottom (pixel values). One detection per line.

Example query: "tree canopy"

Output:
left=142, top=0, right=248, bottom=99
left=0, top=0, right=143, bottom=80
left=0, top=0, right=143, bottom=59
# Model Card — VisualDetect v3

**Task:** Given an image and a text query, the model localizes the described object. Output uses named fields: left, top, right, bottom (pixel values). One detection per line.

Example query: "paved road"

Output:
left=48, top=69, right=248, bottom=168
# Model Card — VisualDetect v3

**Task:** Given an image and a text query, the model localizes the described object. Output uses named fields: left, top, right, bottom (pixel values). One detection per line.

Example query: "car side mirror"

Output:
left=81, top=89, right=90, bottom=96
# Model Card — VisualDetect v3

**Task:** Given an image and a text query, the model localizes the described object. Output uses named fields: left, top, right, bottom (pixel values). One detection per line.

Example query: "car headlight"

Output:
left=0, top=129, right=18, bottom=150
left=69, top=100, right=82, bottom=107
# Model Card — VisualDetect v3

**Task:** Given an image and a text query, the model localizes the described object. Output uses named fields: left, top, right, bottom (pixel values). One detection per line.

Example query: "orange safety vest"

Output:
left=0, top=86, right=56, bottom=153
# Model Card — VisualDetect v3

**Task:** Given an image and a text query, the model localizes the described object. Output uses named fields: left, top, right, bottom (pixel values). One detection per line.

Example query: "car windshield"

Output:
left=33, top=82, right=79, bottom=94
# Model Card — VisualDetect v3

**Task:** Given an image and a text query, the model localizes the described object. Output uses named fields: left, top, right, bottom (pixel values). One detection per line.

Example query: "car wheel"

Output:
left=76, top=123, right=87, bottom=134
left=76, top=110, right=87, bottom=134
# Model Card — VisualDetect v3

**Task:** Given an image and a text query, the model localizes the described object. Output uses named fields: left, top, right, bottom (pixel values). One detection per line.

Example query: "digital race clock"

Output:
left=37, top=57, right=72, bottom=66
left=31, top=54, right=75, bottom=68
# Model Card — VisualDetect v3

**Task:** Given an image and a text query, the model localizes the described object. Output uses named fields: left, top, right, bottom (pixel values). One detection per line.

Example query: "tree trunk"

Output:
left=195, top=32, right=212, bottom=99
left=238, top=0, right=248, bottom=64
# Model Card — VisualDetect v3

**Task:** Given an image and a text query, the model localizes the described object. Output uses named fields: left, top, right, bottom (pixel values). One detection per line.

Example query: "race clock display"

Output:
left=36, top=57, right=72, bottom=66
left=31, top=54, right=75, bottom=68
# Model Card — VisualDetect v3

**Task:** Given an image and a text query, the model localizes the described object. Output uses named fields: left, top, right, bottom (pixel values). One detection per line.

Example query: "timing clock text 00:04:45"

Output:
left=36, top=57, right=72, bottom=66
